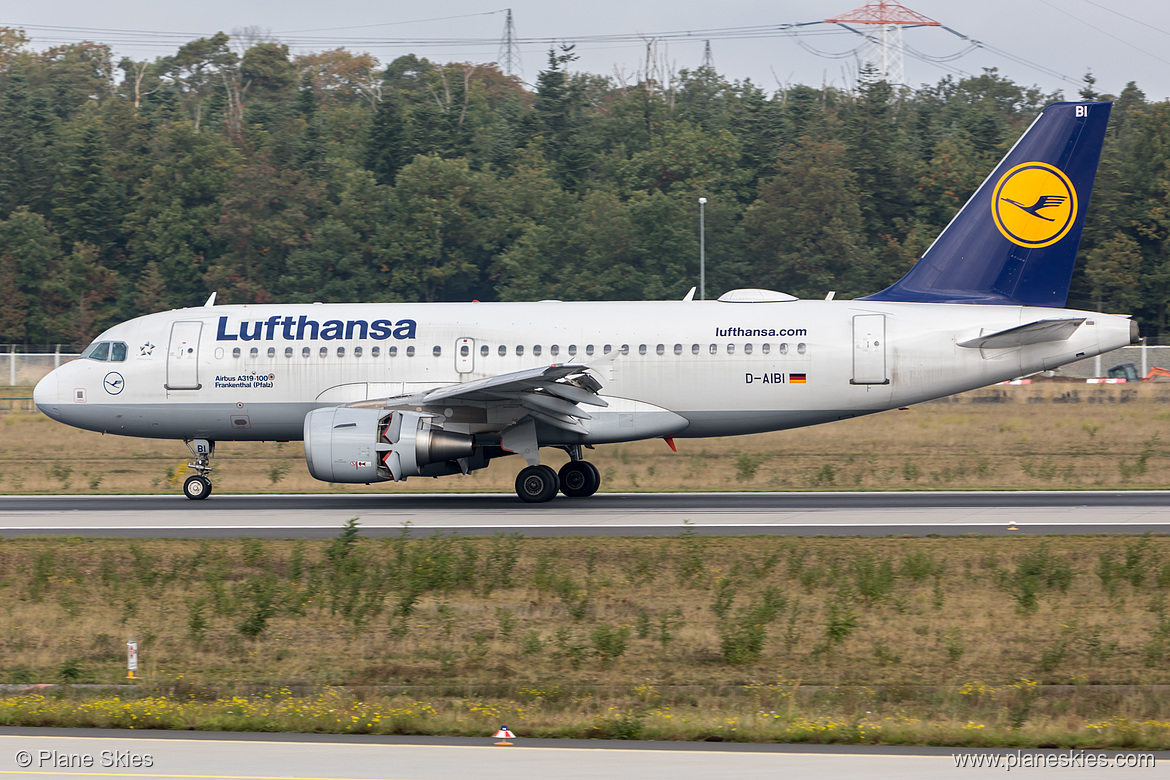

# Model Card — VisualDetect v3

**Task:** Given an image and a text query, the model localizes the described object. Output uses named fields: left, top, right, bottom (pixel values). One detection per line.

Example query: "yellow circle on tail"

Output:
left=991, top=162, right=1078, bottom=249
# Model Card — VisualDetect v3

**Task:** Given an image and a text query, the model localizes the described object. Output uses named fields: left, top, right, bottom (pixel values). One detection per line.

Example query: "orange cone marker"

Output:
left=493, top=726, right=515, bottom=745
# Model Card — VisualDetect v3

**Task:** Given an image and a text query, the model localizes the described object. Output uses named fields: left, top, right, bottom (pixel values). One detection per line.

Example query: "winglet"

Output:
left=863, top=102, right=1111, bottom=307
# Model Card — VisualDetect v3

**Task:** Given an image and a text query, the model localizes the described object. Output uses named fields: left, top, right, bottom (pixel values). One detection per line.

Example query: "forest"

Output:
left=0, top=27, right=1167, bottom=349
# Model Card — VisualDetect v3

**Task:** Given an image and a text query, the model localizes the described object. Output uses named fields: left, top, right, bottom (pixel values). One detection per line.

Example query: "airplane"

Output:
left=33, top=101, right=1136, bottom=503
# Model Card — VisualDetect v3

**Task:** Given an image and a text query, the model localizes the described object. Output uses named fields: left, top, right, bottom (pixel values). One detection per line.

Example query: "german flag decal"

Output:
left=789, top=373, right=807, bottom=384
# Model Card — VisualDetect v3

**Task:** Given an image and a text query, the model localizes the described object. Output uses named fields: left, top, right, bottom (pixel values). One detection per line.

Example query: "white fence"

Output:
left=1, top=349, right=79, bottom=386
left=0, top=345, right=1165, bottom=387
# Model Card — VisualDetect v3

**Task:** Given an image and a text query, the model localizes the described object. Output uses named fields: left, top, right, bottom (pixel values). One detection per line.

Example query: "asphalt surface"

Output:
left=0, top=728, right=1162, bottom=779
left=2, top=490, right=1170, bottom=537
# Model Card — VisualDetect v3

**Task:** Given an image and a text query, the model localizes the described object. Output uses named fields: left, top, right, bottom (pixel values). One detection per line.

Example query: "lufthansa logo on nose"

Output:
left=103, top=371, right=125, bottom=395
left=991, top=162, right=1078, bottom=249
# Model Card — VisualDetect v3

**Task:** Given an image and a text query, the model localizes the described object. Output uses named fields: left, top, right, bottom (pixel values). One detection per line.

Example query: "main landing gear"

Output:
left=182, top=439, right=214, bottom=500
left=514, top=446, right=601, bottom=503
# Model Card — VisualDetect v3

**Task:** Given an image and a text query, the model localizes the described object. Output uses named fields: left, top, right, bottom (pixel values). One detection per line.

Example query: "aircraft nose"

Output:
left=33, top=370, right=60, bottom=418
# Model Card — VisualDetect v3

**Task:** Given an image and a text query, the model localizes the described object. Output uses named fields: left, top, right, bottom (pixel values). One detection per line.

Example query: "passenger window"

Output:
left=267, top=347, right=276, bottom=358
left=250, top=347, right=259, bottom=358
left=516, top=345, right=525, bottom=356
left=479, top=345, right=488, bottom=357
left=586, top=345, right=595, bottom=356
left=302, top=347, right=311, bottom=358
left=568, top=345, right=577, bottom=356
left=656, top=344, right=666, bottom=356
left=533, top=345, right=542, bottom=356
left=603, top=345, right=612, bottom=354
left=498, top=345, right=506, bottom=357
left=727, top=344, right=735, bottom=354
left=638, top=344, right=647, bottom=356
left=709, top=344, right=717, bottom=355
left=371, top=346, right=381, bottom=358
left=285, top=347, right=293, bottom=358
left=762, top=343, right=771, bottom=355
left=389, top=346, right=397, bottom=357
left=233, top=347, right=241, bottom=359
left=744, top=343, right=753, bottom=355
left=797, top=342, right=807, bottom=355
left=111, top=342, right=127, bottom=361
left=779, top=343, right=789, bottom=355
left=92, top=342, right=110, bottom=361
left=319, top=347, right=328, bottom=358
left=673, top=344, right=682, bottom=355
left=550, top=345, right=559, bottom=356
left=354, top=346, right=363, bottom=358
left=620, top=344, right=629, bottom=355
left=433, top=346, right=442, bottom=357
left=692, top=344, right=700, bottom=355
left=406, top=346, right=415, bottom=357
left=337, top=346, right=345, bottom=358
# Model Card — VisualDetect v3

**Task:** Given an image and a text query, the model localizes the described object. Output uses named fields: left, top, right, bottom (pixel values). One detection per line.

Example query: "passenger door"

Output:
left=166, top=321, right=203, bottom=390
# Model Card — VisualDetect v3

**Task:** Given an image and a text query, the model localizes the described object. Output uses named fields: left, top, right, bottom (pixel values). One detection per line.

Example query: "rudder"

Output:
left=863, top=101, right=1111, bottom=307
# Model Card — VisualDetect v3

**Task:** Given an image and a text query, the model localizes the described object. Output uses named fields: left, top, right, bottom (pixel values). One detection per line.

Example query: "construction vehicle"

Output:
left=1107, top=364, right=1170, bottom=382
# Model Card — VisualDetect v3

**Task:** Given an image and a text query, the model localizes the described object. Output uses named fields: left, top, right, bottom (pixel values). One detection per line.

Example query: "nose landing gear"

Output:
left=182, top=439, right=214, bottom=500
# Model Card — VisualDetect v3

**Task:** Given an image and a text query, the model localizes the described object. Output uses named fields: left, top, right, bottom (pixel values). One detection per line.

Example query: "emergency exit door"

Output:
left=455, top=338, right=474, bottom=374
left=851, top=314, right=889, bottom=385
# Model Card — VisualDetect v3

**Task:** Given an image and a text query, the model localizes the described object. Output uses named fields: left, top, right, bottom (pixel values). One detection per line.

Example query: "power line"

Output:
left=6, top=16, right=1098, bottom=88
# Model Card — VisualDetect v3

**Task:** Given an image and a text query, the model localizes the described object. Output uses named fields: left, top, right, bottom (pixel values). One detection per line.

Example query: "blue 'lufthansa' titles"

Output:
left=216, top=315, right=417, bottom=342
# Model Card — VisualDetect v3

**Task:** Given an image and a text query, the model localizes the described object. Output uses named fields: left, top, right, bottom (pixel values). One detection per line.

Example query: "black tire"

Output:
left=183, top=475, right=211, bottom=500
left=559, top=461, right=601, bottom=497
left=516, top=464, right=558, bottom=503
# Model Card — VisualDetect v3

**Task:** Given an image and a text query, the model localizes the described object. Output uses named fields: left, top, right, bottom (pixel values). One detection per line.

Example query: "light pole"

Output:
left=698, top=197, right=707, bottom=301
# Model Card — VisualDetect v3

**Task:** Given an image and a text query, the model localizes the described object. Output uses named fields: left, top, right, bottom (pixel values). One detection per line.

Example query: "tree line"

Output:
left=0, top=27, right=1166, bottom=348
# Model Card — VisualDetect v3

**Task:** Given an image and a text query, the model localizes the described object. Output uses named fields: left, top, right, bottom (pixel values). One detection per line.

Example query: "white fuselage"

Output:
left=33, top=299, right=1134, bottom=446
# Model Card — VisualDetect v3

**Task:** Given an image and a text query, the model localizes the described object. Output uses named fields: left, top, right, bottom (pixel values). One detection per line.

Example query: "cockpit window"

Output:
left=81, top=341, right=127, bottom=361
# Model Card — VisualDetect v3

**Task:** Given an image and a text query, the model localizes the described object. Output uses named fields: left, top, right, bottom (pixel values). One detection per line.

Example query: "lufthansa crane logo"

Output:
left=991, top=162, right=1078, bottom=248
left=103, top=371, right=125, bottom=395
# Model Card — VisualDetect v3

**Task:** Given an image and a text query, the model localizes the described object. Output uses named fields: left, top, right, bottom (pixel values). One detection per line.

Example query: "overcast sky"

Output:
left=11, top=1, right=1170, bottom=101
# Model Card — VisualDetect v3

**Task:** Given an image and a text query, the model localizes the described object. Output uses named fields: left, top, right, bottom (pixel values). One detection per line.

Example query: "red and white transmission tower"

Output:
left=825, top=1, right=940, bottom=86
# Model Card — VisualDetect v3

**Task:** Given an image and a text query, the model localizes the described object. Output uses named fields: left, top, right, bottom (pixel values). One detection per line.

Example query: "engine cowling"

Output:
left=303, top=407, right=473, bottom=483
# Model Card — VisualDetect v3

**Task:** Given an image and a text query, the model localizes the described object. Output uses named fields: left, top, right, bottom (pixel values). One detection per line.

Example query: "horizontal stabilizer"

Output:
left=958, top=318, right=1085, bottom=349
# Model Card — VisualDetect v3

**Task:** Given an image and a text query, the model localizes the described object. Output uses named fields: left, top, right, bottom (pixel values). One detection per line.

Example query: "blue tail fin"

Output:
left=863, top=101, right=1111, bottom=307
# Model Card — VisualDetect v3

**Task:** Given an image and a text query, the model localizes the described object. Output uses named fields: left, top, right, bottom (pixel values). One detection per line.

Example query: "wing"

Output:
left=1034, top=195, right=1068, bottom=210
left=347, top=363, right=607, bottom=433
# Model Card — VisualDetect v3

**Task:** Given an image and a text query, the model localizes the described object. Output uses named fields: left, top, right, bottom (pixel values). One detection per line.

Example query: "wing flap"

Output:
left=350, top=362, right=605, bottom=434
left=958, top=318, right=1086, bottom=350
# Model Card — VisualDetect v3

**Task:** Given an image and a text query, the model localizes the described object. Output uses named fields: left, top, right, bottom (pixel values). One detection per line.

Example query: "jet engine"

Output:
left=303, top=407, right=473, bottom=483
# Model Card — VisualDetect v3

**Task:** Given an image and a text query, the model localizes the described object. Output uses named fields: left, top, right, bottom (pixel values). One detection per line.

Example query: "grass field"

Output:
left=2, top=382, right=1170, bottom=494
left=2, top=530, right=1170, bottom=747
left=3, top=382, right=1170, bottom=746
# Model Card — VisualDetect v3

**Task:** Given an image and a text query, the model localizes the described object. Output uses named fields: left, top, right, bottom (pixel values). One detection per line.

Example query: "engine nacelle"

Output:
left=303, top=407, right=473, bottom=483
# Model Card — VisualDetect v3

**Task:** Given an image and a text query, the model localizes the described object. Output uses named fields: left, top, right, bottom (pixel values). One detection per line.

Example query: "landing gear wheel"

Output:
left=516, top=464, right=558, bottom=503
left=559, top=461, right=601, bottom=497
left=183, top=475, right=212, bottom=500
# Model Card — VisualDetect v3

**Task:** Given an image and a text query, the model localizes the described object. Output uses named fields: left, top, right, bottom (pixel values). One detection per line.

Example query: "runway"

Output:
left=2, top=490, right=1170, bottom=537
left=0, top=729, right=1160, bottom=779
